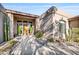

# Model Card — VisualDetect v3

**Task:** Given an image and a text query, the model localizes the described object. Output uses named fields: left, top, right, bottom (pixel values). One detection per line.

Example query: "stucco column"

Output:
left=35, top=18, right=40, bottom=30
left=52, top=13, right=55, bottom=38
left=7, top=13, right=14, bottom=38
left=66, top=20, right=69, bottom=36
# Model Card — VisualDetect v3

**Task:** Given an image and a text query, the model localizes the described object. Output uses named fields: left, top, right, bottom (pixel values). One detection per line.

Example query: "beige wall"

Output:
left=36, top=17, right=40, bottom=30
left=7, top=13, right=14, bottom=38
left=55, top=13, right=69, bottom=33
left=69, top=20, right=79, bottom=28
left=14, top=19, right=17, bottom=35
left=52, top=13, right=69, bottom=39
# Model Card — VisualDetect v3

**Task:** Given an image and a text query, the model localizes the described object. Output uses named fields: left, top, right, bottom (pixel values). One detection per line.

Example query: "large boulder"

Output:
left=35, top=46, right=55, bottom=55
left=21, top=36, right=48, bottom=55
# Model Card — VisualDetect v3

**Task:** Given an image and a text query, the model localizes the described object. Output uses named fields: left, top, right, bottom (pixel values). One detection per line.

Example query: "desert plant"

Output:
left=0, top=40, right=17, bottom=52
left=35, top=30, right=44, bottom=38
left=47, top=38, right=54, bottom=42
left=66, top=29, right=72, bottom=42
left=7, top=40, right=17, bottom=46
left=67, top=28, right=79, bottom=43
left=73, top=38, right=79, bottom=43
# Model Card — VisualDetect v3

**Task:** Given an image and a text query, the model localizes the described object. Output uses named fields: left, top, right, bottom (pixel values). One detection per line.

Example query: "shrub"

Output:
left=47, top=38, right=54, bottom=42
left=8, top=40, right=17, bottom=46
left=35, top=30, right=44, bottom=38
left=73, top=38, right=79, bottom=43
left=66, top=29, right=72, bottom=42
left=71, top=28, right=79, bottom=34
left=0, top=40, right=17, bottom=52
left=67, top=28, right=79, bottom=43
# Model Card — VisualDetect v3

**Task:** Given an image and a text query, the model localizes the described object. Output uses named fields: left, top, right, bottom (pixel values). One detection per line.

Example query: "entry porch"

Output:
left=6, top=9, right=38, bottom=38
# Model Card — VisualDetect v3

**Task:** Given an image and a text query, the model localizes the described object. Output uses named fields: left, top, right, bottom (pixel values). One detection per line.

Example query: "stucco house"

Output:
left=36, top=6, right=74, bottom=40
left=68, top=16, right=79, bottom=28
left=0, top=4, right=39, bottom=43
left=0, top=4, right=78, bottom=43
left=5, top=9, right=39, bottom=39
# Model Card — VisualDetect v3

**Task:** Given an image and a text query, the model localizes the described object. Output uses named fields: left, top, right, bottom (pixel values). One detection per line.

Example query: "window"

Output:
left=59, top=20, right=66, bottom=34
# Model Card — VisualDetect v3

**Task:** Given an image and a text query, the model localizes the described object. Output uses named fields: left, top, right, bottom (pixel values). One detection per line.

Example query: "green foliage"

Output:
left=71, top=28, right=79, bottom=38
left=73, top=38, right=79, bottom=43
left=47, top=38, right=54, bottom=42
left=35, top=30, right=44, bottom=38
left=67, top=28, right=79, bottom=43
left=66, top=29, right=72, bottom=42
left=7, top=40, right=17, bottom=46
left=0, top=40, right=17, bottom=52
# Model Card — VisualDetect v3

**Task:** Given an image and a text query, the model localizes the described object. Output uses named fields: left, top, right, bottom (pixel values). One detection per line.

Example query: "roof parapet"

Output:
left=56, top=9, right=74, bottom=18
left=5, top=9, right=39, bottom=18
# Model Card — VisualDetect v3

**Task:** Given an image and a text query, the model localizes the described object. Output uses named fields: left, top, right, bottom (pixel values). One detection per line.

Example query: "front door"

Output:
left=17, top=21, right=33, bottom=35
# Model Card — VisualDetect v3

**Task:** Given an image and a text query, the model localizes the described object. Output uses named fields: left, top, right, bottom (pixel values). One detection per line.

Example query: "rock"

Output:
left=35, top=46, right=55, bottom=55
left=21, top=36, right=38, bottom=55
left=35, top=38, right=47, bottom=45
left=10, top=35, right=79, bottom=55
left=20, top=36, right=48, bottom=55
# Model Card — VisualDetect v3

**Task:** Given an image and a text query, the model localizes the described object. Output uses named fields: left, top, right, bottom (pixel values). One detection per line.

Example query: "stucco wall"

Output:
left=14, top=19, right=17, bottom=35
left=36, top=17, right=40, bottom=30
left=69, top=20, right=79, bottom=28
left=7, top=13, right=14, bottom=38
left=52, top=13, right=69, bottom=39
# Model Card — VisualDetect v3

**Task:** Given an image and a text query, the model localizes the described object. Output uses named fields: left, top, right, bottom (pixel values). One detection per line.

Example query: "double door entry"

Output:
left=17, top=21, right=33, bottom=35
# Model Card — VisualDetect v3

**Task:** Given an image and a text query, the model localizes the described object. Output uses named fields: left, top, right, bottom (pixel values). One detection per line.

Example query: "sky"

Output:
left=2, top=3, right=79, bottom=16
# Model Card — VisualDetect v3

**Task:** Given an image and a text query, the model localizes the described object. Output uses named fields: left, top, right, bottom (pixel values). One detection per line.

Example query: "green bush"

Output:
left=71, top=28, right=79, bottom=34
left=8, top=40, right=17, bottom=46
left=47, top=38, right=54, bottom=42
left=0, top=40, right=17, bottom=52
left=67, top=28, right=79, bottom=43
left=73, top=38, right=79, bottom=43
left=35, top=30, right=44, bottom=38
left=66, top=29, right=72, bottom=42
